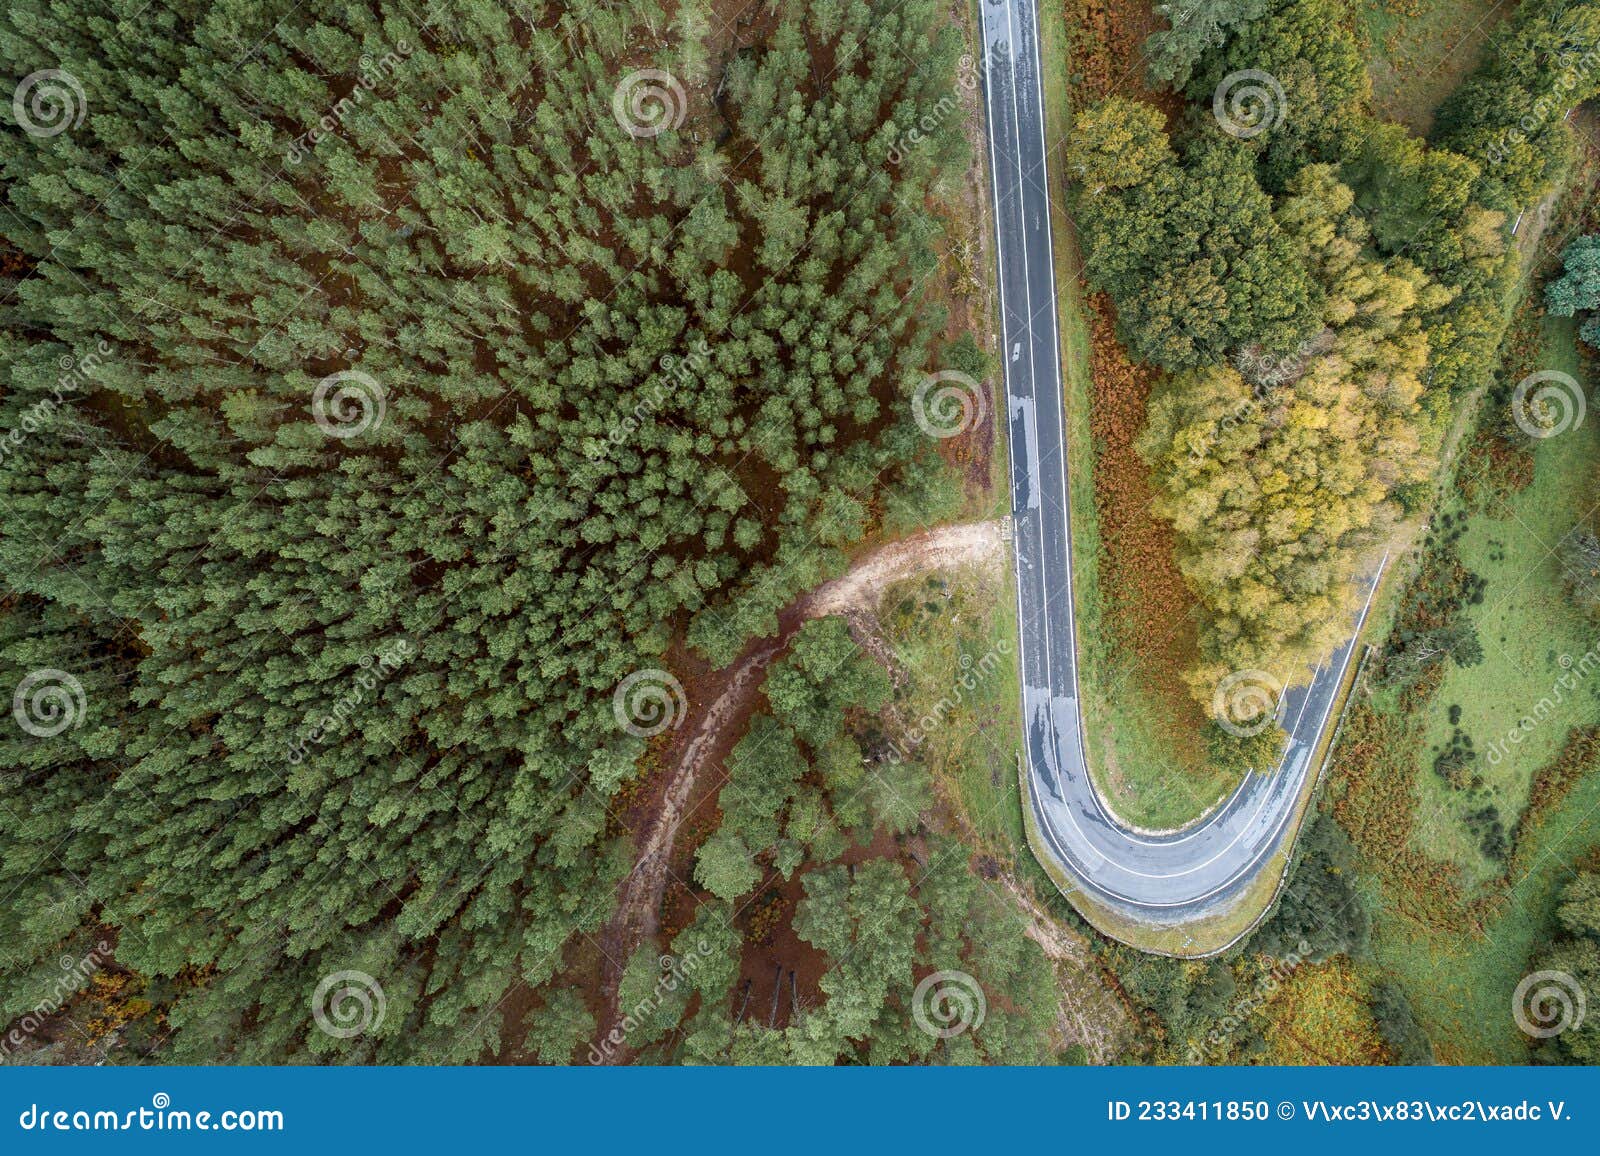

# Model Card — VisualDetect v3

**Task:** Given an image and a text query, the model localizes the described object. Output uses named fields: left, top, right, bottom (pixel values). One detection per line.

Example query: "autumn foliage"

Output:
left=1262, top=959, right=1388, bottom=1065
left=1085, top=296, right=1209, bottom=766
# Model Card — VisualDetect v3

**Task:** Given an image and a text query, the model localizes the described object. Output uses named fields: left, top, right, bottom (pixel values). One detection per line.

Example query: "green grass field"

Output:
left=1357, top=0, right=1504, bottom=133
left=1370, top=763, right=1600, bottom=1062
left=1410, top=318, right=1600, bottom=886
left=1363, top=316, right=1600, bottom=1061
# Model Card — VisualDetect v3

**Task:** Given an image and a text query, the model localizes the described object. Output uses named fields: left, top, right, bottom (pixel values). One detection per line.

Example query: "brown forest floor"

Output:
left=1063, top=0, right=1211, bottom=782
left=1066, top=0, right=1180, bottom=113
left=1083, top=297, right=1209, bottom=770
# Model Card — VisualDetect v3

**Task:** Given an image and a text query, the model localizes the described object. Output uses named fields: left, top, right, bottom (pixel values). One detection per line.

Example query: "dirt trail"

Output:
left=602, top=637, right=784, bottom=979
left=597, top=519, right=1007, bottom=1049
left=804, top=519, right=1006, bottom=617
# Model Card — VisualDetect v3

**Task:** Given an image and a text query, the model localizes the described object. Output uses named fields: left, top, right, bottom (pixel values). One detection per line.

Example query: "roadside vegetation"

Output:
left=1054, top=0, right=1596, bottom=795
left=1328, top=202, right=1600, bottom=1062
left=1047, top=0, right=1581, bottom=826
left=1051, top=0, right=1236, bottom=829
left=879, top=572, right=1027, bottom=864
left=1071, top=0, right=1599, bottom=714
left=1290, top=120, right=1600, bottom=1062
left=1035, top=0, right=1600, bottom=1064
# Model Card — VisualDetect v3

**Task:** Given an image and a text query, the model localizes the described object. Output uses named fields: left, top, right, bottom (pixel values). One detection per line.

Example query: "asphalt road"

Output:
left=978, top=0, right=1382, bottom=935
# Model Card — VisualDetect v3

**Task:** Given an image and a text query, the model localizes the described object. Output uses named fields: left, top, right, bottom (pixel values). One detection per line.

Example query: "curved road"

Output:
left=978, top=0, right=1382, bottom=938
